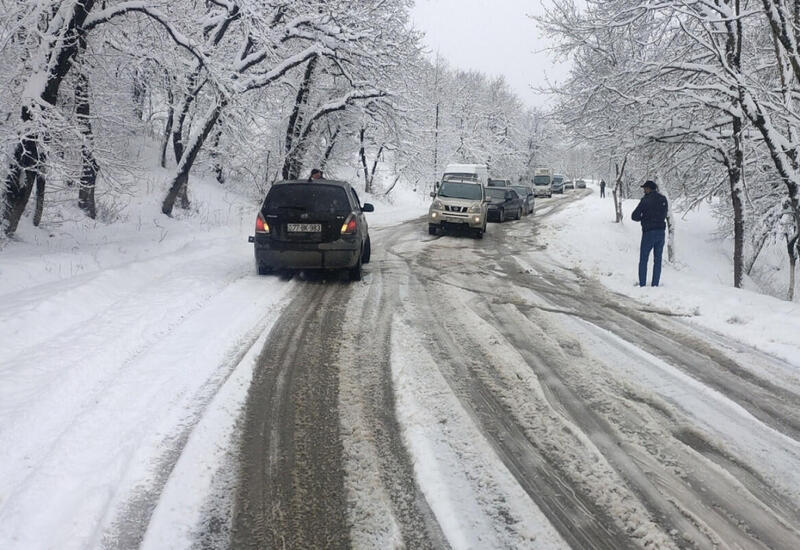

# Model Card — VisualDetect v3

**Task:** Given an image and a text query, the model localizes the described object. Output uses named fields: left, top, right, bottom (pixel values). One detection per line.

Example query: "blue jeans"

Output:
left=639, top=229, right=665, bottom=286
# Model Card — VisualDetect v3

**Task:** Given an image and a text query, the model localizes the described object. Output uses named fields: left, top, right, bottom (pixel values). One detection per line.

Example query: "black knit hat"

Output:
left=641, top=180, right=657, bottom=190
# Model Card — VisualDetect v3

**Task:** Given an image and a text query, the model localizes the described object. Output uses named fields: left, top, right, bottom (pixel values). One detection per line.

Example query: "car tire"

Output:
left=474, top=228, right=483, bottom=239
left=349, top=252, right=363, bottom=281
left=515, top=208, right=521, bottom=220
left=257, top=263, right=272, bottom=275
left=499, top=209, right=505, bottom=223
left=363, top=237, right=371, bottom=264
left=428, top=224, right=438, bottom=235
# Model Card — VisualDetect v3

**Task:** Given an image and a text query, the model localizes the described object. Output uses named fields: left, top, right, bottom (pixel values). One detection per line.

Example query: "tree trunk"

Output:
left=359, top=127, right=370, bottom=192
left=172, top=70, right=203, bottom=165
left=160, top=84, right=174, bottom=168
left=368, top=144, right=384, bottom=193
left=162, top=101, right=225, bottom=216
left=613, top=157, right=627, bottom=223
left=319, top=125, right=339, bottom=172
left=745, top=229, right=769, bottom=276
left=282, top=56, right=317, bottom=180
left=3, top=140, right=37, bottom=234
left=729, top=124, right=745, bottom=288
left=2, top=0, right=96, bottom=235
left=212, top=129, right=225, bottom=184
left=76, top=68, right=98, bottom=219
left=33, top=170, right=46, bottom=227
left=383, top=174, right=401, bottom=196
left=788, top=233, right=798, bottom=301
left=728, top=6, right=745, bottom=288
left=132, top=66, right=146, bottom=121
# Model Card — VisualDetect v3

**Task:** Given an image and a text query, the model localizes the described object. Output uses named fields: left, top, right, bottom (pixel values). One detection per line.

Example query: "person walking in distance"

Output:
left=308, top=168, right=323, bottom=181
left=632, top=180, right=668, bottom=287
left=599, top=179, right=606, bottom=198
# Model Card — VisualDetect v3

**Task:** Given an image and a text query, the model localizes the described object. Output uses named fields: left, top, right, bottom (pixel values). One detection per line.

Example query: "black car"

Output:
left=248, top=180, right=373, bottom=281
left=510, top=185, right=535, bottom=215
left=485, top=187, right=523, bottom=222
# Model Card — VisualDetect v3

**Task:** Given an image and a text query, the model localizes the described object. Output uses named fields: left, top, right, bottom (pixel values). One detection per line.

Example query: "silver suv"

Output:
left=428, top=180, right=488, bottom=239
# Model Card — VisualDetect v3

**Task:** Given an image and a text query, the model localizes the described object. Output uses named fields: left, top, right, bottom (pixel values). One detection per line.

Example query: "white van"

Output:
left=533, top=168, right=553, bottom=198
left=441, top=164, right=489, bottom=188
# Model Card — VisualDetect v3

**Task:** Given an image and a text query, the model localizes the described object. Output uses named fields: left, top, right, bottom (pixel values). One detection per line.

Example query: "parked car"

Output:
left=428, top=179, right=488, bottom=238
left=563, top=180, right=575, bottom=190
left=511, top=184, right=535, bottom=215
left=576, top=179, right=587, bottom=189
left=551, top=173, right=565, bottom=194
left=248, top=179, right=373, bottom=281
left=485, top=187, right=523, bottom=222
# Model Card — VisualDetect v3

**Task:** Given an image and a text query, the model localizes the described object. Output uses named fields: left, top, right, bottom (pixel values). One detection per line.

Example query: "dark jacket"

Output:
left=631, top=191, right=668, bottom=232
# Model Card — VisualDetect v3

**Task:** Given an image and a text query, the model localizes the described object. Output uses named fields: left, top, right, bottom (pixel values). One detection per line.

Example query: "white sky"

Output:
left=410, top=0, right=572, bottom=109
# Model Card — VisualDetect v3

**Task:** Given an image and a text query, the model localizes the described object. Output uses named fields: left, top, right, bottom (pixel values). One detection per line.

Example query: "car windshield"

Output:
left=486, top=188, right=509, bottom=200
left=263, top=184, right=350, bottom=214
left=553, top=176, right=564, bottom=184
left=533, top=176, right=550, bottom=185
left=511, top=186, right=529, bottom=196
left=442, top=173, right=478, bottom=183
left=438, top=182, right=483, bottom=200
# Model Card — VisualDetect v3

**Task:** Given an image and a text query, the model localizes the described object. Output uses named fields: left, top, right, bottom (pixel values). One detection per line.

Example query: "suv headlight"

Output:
left=468, top=203, right=482, bottom=213
left=432, top=199, right=444, bottom=210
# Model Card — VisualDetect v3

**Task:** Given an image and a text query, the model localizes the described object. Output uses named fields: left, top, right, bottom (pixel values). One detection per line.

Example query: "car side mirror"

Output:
left=362, top=203, right=374, bottom=212
left=430, top=191, right=436, bottom=198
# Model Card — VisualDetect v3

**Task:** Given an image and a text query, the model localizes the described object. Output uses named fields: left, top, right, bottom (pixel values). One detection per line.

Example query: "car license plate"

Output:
left=287, top=223, right=321, bottom=232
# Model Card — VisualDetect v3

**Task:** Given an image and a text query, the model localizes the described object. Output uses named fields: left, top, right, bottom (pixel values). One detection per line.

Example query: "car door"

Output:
left=348, top=187, right=366, bottom=241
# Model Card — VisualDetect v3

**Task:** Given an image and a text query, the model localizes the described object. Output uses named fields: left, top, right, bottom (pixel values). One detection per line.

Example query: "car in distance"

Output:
left=563, top=180, right=575, bottom=190
left=428, top=179, right=488, bottom=238
left=485, top=187, right=523, bottom=222
left=487, top=178, right=511, bottom=187
left=576, top=179, right=587, bottom=189
left=533, top=170, right=553, bottom=198
left=248, top=179, right=373, bottom=281
left=510, top=184, right=535, bottom=215
left=441, top=163, right=489, bottom=187
left=551, top=173, right=565, bottom=194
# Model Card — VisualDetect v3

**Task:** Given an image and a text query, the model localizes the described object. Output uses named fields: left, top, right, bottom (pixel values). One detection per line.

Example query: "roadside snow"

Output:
left=538, top=185, right=800, bottom=367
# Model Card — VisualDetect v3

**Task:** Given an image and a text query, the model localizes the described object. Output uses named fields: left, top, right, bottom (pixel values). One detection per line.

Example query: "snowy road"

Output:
left=3, top=191, right=800, bottom=549
left=228, top=192, right=800, bottom=549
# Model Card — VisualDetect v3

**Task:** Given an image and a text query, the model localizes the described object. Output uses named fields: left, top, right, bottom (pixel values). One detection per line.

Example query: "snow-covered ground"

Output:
left=0, top=175, right=427, bottom=549
left=1, top=175, right=798, bottom=549
left=539, top=183, right=800, bottom=367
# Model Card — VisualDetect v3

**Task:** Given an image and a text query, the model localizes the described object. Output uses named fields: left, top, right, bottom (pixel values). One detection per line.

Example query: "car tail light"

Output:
left=340, top=215, right=357, bottom=234
left=255, top=212, right=269, bottom=233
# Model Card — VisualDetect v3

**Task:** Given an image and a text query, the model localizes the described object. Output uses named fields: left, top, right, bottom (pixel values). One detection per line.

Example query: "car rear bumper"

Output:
left=252, top=236, right=360, bottom=269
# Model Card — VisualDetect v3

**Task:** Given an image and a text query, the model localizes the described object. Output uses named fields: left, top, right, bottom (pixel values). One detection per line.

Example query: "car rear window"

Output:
left=263, top=184, right=350, bottom=214
left=486, top=188, right=509, bottom=199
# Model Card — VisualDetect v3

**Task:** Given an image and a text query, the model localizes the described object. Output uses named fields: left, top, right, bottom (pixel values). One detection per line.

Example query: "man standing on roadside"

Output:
left=632, top=180, right=668, bottom=287
left=599, top=179, right=606, bottom=198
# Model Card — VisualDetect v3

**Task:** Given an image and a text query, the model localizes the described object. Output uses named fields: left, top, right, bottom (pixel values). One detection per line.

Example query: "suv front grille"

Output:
left=445, top=205, right=468, bottom=213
